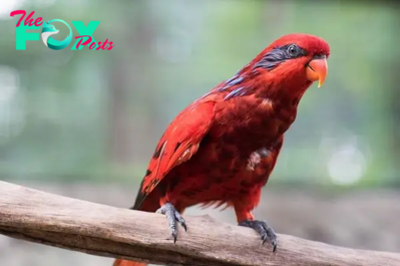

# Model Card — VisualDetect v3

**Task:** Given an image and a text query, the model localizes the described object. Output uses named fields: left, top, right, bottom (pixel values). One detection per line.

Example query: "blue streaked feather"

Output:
left=224, top=87, right=247, bottom=100
left=219, top=75, right=244, bottom=91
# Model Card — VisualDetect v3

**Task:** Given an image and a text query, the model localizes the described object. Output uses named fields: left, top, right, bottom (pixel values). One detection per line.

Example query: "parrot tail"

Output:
left=113, top=259, right=147, bottom=266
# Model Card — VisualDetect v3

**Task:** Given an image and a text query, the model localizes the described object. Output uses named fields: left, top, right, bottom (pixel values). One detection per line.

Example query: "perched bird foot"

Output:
left=156, top=202, right=187, bottom=243
left=239, top=219, right=277, bottom=252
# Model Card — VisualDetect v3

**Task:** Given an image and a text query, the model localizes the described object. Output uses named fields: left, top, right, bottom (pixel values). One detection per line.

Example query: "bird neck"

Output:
left=256, top=77, right=312, bottom=109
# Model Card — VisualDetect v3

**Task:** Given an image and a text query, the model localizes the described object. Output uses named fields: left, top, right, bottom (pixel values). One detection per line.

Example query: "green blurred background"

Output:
left=0, top=0, right=399, bottom=265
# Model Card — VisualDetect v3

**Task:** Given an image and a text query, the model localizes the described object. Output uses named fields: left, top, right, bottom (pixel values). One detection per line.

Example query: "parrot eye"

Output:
left=286, top=44, right=302, bottom=58
left=254, top=44, right=306, bottom=70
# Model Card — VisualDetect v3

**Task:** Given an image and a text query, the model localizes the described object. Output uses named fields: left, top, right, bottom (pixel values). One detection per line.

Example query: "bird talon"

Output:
left=261, top=234, right=268, bottom=244
left=178, top=218, right=187, bottom=231
left=173, top=210, right=188, bottom=231
left=239, top=219, right=278, bottom=252
left=172, top=230, right=178, bottom=243
left=156, top=203, right=186, bottom=242
left=271, top=239, right=278, bottom=253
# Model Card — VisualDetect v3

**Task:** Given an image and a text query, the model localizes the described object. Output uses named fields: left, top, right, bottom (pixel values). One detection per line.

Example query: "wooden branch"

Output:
left=0, top=181, right=399, bottom=266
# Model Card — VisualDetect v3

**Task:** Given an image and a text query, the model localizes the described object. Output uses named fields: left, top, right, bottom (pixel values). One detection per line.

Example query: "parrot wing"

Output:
left=133, top=99, right=216, bottom=209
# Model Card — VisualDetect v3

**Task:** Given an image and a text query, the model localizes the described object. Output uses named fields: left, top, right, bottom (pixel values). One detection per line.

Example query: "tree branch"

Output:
left=0, top=181, right=399, bottom=266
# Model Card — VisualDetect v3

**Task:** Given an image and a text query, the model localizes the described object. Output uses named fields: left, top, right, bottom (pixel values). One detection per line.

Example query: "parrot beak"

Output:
left=306, top=58, right=328, bottom=88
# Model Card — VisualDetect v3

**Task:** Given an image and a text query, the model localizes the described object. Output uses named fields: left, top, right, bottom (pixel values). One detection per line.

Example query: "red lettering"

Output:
left=98, top=40, right=107, bottom=50
left=24, top=11, right=35, bottom=26
left=10, top=10, right=42, bottom=27
left=34, top=17, right=43, bottom=27
left=75, top=35, right=114, bottom=51
left=10, top=10, right=26, bottom=27
left=89, top=41, right=97, bottom=50
left=74, top=35, right=93, bottom=49
left=102, top=39, right=115, bottom=50
left=107, top=42, right=115, bottom=50
left=95, top=42, right=102, bottom=50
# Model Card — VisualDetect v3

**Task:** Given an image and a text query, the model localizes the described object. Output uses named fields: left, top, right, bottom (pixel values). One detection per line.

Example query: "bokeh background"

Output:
left=1, top=0, right=400, bottom=265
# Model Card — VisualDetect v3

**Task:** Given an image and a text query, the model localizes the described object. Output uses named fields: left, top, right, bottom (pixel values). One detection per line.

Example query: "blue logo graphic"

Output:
left=41, top=19, right=72, bottom=50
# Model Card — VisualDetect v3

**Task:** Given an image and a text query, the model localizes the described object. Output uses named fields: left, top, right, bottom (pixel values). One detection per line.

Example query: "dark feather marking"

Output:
left=157, top=179, right=167, bottom=196
left=224, top=87, right=247, bottom=100
left=145, top=169, right=152, bottom=176
left=200, top=133, right=211, bottom=147
left=254, top=44, right=307, bottom=70
left=153, top=142, right=164, bottom=159
left=132, top=177, right=147, bottom=209
left=131, top=191, right=146, bottom=210
left=174, top=142, right=182, bottom=152
left=168, top=176, right=180, bottom=192
left=150, top=179, right=159, bottom=186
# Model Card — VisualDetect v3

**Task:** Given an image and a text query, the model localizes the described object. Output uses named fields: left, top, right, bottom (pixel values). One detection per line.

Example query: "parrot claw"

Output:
left=239, top=220, right=278, bottom=252
left=156, top=203, right=187, bottom=243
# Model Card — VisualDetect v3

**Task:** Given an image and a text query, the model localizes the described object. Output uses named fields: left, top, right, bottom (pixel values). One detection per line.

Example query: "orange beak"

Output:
left=306, top=58, right=328, bottom=88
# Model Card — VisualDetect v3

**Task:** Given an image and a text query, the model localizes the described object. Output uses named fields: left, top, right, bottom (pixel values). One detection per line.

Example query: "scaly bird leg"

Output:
left=239, top=219, right=278, bottom=252
left=156, top=202, right=187, bottom=243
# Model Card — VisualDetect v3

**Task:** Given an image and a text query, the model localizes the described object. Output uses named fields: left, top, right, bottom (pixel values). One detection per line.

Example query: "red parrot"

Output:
left=114, top=33, right=330, bottom=266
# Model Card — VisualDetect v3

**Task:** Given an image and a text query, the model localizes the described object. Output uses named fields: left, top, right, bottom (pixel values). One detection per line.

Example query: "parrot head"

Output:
left=247, top=33, right=330, bottom=91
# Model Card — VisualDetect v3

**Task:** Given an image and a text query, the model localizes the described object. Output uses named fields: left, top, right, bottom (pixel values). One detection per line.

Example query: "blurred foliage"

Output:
left=0, top=0, right=399, bottom=188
